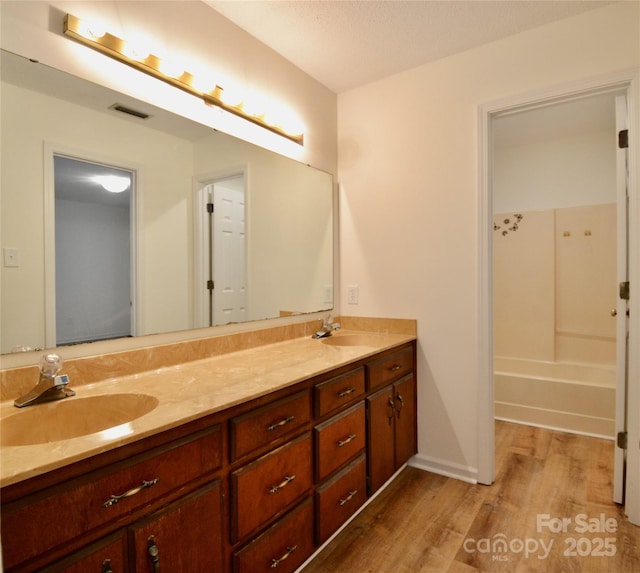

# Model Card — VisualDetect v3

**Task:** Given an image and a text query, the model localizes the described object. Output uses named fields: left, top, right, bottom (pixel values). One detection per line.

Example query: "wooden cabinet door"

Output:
left=129, top=480, right=224, bottom=572
left=366, top=385, right=396, bottom=494
left=40, top=533, right=126, bottom=573
left=394, top=374, right=417, bottom=468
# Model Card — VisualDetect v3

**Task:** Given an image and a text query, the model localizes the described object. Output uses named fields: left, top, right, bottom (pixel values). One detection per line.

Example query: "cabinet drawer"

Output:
left=315, top=402, right=365, bottom=482
left=231, top=433, right=312, bottom=542
left=233, top=497, right=314, bottom=573
left=230, top=390, right=311, bottom=462
left=315, top=454, right=367, bottom=544
left=366, top=346, right=414, bottom=391
left=1, top=426, right=222, bottom=571
left=314, top=367, right=365, bottom=418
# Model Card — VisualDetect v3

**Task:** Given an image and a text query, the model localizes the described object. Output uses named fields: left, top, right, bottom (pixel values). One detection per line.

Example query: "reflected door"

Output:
left=211, top=179, right=247, bottom=325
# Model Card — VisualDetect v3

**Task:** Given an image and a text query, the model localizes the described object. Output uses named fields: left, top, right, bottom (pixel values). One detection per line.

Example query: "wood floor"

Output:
left=300, top=421, right=640, bottom=572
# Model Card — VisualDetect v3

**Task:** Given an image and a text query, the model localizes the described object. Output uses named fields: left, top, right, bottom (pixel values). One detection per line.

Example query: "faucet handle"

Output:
left=39, top=353, right=63, bottom=378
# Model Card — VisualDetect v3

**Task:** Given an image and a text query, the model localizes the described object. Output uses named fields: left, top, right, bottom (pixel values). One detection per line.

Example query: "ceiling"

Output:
left=205, top=0, right=615, bottom=94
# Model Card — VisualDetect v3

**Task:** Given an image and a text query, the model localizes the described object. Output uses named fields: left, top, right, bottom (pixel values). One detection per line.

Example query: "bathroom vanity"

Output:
left=0, top=328, right=416, bottom=573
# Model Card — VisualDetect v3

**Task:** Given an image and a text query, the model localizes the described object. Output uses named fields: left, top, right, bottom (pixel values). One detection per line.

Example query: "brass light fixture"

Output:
left=63, top=14, right=304, bottom=144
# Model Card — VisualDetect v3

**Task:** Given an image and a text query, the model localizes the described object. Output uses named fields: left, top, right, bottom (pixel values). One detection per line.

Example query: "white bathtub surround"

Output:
left=494, top=356, right=616, bottom=438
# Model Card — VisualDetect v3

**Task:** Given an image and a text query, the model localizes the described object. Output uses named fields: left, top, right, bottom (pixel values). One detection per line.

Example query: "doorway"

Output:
left=47, top=153, right=137, bottom=346
left=491, top=94, right=619, bottom=439
left=477, top=71, right=639, bottom=524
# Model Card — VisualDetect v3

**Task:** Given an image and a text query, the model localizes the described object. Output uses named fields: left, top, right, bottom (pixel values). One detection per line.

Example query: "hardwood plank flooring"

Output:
left=301, top=421, right=640, bottom=572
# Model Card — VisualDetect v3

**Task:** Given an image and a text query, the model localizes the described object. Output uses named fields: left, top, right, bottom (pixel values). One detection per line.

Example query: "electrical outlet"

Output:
left=347, top=284, right=359, bottom=304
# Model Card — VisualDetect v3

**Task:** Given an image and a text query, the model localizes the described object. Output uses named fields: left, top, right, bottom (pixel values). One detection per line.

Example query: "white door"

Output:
left=212, top=181, right=247, bottom=325
left=613, top=94, right=630, bottom=504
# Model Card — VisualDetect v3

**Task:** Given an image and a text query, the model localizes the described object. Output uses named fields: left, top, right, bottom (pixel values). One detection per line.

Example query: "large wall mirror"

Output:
left=0, top=49, right=334, bottom=355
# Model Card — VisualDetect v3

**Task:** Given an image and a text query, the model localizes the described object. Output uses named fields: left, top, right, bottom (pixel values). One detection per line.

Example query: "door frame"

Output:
left=44, top=142, right=142, bottom=346
left=477, top=69, right=639, bottom=524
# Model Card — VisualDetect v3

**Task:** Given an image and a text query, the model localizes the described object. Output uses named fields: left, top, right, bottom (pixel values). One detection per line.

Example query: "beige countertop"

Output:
left=0, top=330, right=415, bottom=488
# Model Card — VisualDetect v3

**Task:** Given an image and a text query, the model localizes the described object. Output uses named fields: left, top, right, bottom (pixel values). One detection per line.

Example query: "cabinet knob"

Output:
left=101, top=559, right=113, bottom=573
left=147, top=536, right=160, bottom=572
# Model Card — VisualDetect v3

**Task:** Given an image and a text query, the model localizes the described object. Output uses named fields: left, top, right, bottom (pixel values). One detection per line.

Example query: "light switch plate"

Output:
left=3, top=247, right=19, bottom=268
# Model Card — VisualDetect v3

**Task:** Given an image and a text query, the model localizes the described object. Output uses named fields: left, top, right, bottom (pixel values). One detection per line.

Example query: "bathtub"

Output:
left=494, top=357, right=616, bottom=439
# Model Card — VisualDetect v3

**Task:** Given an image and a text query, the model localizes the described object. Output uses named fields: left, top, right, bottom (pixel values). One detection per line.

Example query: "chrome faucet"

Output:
left=312, top=315, right=341, bottom=339
left=14, top=353, right=75, bottom=408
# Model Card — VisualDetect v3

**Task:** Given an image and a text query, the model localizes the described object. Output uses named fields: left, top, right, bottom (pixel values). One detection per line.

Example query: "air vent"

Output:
left=109, top=103, right=150, bottom=120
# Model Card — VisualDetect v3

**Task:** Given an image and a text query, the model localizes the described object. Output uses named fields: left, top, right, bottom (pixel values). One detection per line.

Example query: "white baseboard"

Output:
left=408, top=453, right=478, bottom=484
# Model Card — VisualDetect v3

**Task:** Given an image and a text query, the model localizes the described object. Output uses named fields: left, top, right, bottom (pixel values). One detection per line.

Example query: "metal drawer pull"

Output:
left=337, top=387, right=356, bottom=398
left=271, top=545, right=297, bottom=568
left=396, top=393, right=404, bottom=415
left=337, top=434, right=357, bottom=447
left=267, top=415, right=295, bottom=431
left=102, top=478, right=160, bottom=508
left=339, top=490, right=358, bottom=506
left=389, top=364, right=401, bottom=372
left=269, top=475, right=296, bottom=494
left=101, top=559, right=113, bottom=573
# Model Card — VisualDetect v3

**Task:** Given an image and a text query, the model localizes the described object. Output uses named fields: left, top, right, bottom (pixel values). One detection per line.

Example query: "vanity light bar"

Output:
left=63, top=14, right=304, bottom=144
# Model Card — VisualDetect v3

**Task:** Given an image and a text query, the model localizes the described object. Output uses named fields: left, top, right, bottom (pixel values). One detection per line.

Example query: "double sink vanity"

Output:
left=0, top=318, right=417, bottom=573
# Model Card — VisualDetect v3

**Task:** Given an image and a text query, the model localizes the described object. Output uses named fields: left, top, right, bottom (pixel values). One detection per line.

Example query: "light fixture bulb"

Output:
left=122, top=41, right=150, bottom=61
left=219, top=85, right=244, bottom=107
left=64, top=13, right=304, bottom=143
left=158, top=58, right=184, bottom=79
left=77, top=20, right=106, bottom=41
left=242, top=94, right=266, bottom=118
left=275, top=108, right=305, bottom=136
left=93, top=175, right=131, bottom=193
left=191, top=75, right=217, bottom=95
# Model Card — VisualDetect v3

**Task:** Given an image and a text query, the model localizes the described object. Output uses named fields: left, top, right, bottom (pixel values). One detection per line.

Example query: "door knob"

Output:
left=611, top=308, right=617, bottom=317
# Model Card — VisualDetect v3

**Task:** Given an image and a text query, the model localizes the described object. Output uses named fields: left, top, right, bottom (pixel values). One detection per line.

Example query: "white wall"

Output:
left=337, top=2, right=639, bottom=481
left=494, top=129, right=616, bottom=213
